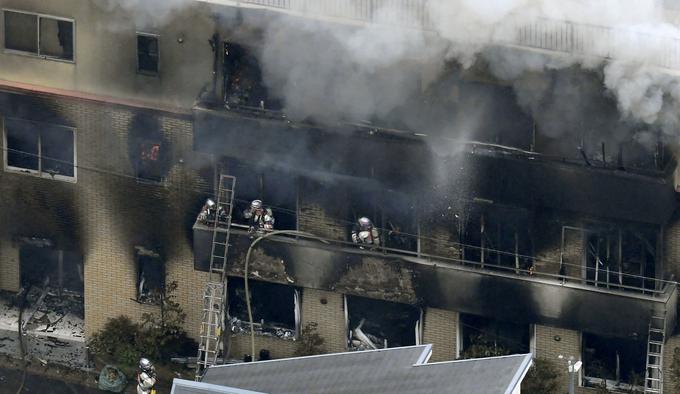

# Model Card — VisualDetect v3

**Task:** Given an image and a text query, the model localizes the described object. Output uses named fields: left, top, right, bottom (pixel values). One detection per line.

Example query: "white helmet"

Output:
left=205, top=199, right=216, bottom=208
left=358, top=217, right=372, bottom=227
left=251, top=199, right=263, bottom=209
left=139, top=357, right=153, bottom=372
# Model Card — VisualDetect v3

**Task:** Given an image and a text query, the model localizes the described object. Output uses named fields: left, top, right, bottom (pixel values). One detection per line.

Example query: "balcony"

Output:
left=193, top=224, right=678, bottom=339
left=198, top=0, right=680, bottom=71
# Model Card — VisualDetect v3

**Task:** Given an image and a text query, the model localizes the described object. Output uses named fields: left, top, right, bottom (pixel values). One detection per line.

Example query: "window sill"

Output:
left=4, top=166, right=76, bottom=183
left=3, top=48, right=75, bottom=64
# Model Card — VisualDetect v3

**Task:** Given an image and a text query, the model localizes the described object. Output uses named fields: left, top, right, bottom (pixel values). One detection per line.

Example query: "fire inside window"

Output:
left=136, top=141, right=163, bottom=182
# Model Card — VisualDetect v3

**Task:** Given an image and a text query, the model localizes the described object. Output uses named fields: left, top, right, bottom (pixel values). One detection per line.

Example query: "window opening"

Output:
left=223, top=42, right=280, bottom=110
left=136, top=247, right=164, bottom=305
left=3, top=10, right=74, bottom=61
left=137, top=33, right=159, bottom=75
left=227, top=277, right=299, bottom=340
left=582, top=332, right=646, bottom=390
left=224, top=159, right=298, bottom=231
left=345, top=295, right=421, bottom=351
left=4, top=118, right=76, bottom=180
left=459, top=313, right=530, bottom=358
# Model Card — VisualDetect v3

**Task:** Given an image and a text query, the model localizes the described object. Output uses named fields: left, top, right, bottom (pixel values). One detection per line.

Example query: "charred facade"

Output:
left=2, top=1, right=680, bottom=393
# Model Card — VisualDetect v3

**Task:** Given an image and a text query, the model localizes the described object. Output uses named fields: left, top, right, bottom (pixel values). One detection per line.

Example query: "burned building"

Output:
left=1, top=0, right=680, bottom=393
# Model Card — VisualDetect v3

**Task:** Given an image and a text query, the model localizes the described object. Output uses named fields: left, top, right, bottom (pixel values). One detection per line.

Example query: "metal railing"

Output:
left=219, top=224, right=674, bottom=298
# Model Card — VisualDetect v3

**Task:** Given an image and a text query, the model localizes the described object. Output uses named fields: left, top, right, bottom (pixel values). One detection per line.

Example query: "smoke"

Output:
left=97, top=0, right=680, bottom=152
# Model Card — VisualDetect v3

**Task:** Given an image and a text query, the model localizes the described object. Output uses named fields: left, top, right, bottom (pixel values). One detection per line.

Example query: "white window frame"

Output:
left=2, top=117, right=77, bottom=183
left=2, top=8, right=76, bottom=63
left=136, top=32, right=160, bottom=76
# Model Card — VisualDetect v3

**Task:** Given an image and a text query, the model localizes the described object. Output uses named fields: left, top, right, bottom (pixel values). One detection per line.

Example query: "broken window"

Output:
left=567, top=225, right=658, bottom=291
left=459, top=205, right=533, bottom=273
left=459, top=313, right=530, bottom=359
left=227, top=277, right=299, bottom=340
left=223, top=42, right=280, bottom=110
left=3, top=118, right=76, bottom=180
left=583, top=332, right=646, bottom=390
left=345, top=295, right=422, bottom=351
left=19, top=243, right=83, bottom=295
left=3, top=10, right=74, bottom=61
left=137, top=33, right=159, bottom=75
left=136, top=247, right=164, bottom=305
left=224, top=159, right=298, bottom=231
left=135, top=141, right=164, bottom=182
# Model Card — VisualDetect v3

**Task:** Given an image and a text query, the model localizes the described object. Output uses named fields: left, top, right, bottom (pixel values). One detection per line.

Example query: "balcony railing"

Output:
left=194, top=223, right=679, bottom=338
left=200, top=0, right=680, bottom=70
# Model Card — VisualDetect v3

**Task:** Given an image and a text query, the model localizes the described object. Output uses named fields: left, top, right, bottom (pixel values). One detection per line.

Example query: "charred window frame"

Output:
left=3, top=9, right=75, bottom=62
left=135, top=247, right=164, bottom=305
left=223, top=159, right=298, bottom=231
left=459, top=313, right=530, bottom=359
left=222, top=42, right=281, bottom=110
left=561, top=224, right=658, bottom=291
left=458, top=205, right=533, bottom=273
left=2, top=117, right=77, bottom=182
left=227, top=277, right=300, bottom=340
left=345, top=295, right=422, bottom=351
left=135, top=140, right=165, bottom=184
left=582, top=332, right=646, bottom=390
left=136, top=32, right=159, bottom=75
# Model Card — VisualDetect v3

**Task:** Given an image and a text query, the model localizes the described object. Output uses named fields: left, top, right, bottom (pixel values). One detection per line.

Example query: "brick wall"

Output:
left=420, top=221, right=460, bottom=259
left=665, top=214, right=680, bottom=280
left=0, top=90, right=214, bottom=341
left=534, top=324, right=582, bottom=393
left=301, top=288, right=347, bottom=353
left=297, top=179, right=349, bottom=241
left=0, top=237, right=20, bottom=292
left=422, top=307, right=457, bottom=362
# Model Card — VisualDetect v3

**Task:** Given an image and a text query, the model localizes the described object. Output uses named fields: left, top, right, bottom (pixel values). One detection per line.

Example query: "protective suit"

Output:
left=243, top=199, right=275, bottom=235
left=351, top=217, right=380, bottom=247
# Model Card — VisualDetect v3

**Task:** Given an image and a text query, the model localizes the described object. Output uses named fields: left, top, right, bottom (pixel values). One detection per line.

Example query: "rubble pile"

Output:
left=0, top=289, right=88, bottom=369
left=229, top=317, right=296, bottom=341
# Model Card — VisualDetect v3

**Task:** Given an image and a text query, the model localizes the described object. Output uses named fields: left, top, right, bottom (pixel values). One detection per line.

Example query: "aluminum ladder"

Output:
left=195, top=175, right=236, bottom=380
left=644, top=313, right=666, bottom=394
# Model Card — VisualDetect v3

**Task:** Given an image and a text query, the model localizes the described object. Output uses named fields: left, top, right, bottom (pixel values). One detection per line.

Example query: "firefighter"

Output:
left=198, top=198, right=227, bottom=225
left=243, top=199, right=275, bottom=235
left=351, top=217, right=380, bottom=247
left=137, top=358, right=157, bottom=394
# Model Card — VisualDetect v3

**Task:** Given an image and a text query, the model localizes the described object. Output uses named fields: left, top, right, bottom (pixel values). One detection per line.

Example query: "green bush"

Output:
left=294, top=322, right=326, bottom=357
left=521, top=358, right=561, bottom=394
left=89, top=281, right=195, bottom=370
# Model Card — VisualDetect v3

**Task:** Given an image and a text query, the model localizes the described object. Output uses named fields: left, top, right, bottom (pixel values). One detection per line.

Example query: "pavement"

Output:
left=0, top=366, right=101, bottom=394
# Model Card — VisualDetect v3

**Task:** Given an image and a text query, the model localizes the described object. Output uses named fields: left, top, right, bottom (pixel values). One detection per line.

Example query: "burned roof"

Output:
left=183, top=345, right=533, bottom=394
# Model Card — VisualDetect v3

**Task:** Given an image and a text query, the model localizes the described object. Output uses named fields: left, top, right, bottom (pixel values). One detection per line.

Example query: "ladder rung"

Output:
left=647, top=377, right=661, bottom=381
left=650, top=328, right=664, bottom=333
left=648, top=352, right=663, bottom=357
left=650, top=341, right=664, bottom=345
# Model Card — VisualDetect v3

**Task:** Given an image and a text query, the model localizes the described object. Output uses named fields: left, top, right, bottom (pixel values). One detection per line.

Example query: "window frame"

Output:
left=2, top=9, right=76, bottom=63
left=136, top=32, right=160, bottom=76
left=2, top=117, right=77, bottom=183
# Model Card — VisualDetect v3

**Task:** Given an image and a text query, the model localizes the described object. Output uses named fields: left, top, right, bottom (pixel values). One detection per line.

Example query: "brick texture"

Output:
left=422, top=307, right=457, bottom=362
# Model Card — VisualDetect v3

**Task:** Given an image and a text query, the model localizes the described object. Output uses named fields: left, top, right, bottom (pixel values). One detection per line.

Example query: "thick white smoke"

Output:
left=97, top=0, right=680, bottom=143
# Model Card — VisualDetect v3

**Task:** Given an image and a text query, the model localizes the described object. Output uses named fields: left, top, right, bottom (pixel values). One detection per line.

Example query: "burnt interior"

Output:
left=136, top=247, right=164, bottom=305
left=223, top=42, right=281, bottom=110
left=20, top=243, right=83, bottom=294
left=459, top=313, right=530, bottom=358
left=346, top=295, right=420, bottom=350
left=583, top=332, right=646, bottom=387
left=227, top=277, right=297, bottom=332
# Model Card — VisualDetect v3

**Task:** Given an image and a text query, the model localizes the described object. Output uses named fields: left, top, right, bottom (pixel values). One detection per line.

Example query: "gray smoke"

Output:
left=98, top=0, right=680, bottom=146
